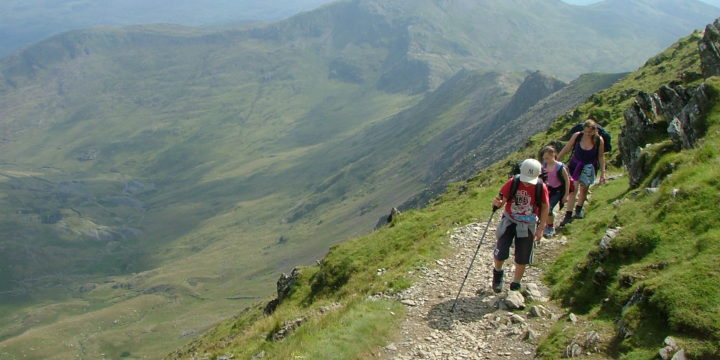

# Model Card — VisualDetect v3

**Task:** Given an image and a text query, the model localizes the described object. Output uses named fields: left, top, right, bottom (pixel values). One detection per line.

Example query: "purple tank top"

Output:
left=570, top=133, right=599, bottom=180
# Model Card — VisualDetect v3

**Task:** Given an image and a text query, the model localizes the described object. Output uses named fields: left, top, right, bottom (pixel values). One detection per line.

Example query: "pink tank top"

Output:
left=546, top=161, right=562, bottom=188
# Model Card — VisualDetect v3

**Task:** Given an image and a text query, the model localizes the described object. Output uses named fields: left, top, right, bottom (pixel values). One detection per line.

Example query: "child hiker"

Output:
left=558, top=119, right=606, bottom=226
left=491, top=159, right=549, bottom=293
left=540, top=145, right=571, bottom=237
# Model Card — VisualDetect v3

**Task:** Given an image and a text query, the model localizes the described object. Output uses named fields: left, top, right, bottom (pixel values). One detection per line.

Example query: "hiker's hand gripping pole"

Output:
left=450, top=206, right=499, bottom=313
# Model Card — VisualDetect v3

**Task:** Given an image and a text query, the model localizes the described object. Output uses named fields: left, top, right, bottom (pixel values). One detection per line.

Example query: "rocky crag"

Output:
left=621, top=19, right=720, bottom=187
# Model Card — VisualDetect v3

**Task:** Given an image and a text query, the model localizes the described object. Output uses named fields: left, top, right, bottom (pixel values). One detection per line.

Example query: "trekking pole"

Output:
left=450, top=205, right=499, bottom=313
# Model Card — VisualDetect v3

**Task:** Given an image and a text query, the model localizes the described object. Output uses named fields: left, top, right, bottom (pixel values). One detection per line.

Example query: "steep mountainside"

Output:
left=0, top=0, right=719, bottom=358
left=404, top=72, right=626, bottom=208
left=165, top=21, right=720, bottom=360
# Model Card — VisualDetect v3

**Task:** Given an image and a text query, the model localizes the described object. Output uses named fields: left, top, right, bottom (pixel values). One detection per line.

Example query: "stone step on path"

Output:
left=378, top=220, right=569, bottom=360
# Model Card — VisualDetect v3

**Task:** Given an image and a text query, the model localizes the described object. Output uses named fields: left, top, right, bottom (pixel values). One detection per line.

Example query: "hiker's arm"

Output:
left=494, top=180, right=512, bottom=209
left=492, top=194, right=507, bottom=209
left=562, top=167, right=571, bottom=202
left=535, top=202, right=549, bottom=242
left=598, top=137, right=607, bottom=184
left=558, top=133, right=578, bottom=160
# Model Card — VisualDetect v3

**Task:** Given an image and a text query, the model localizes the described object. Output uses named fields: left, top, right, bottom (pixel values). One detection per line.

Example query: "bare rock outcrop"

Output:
left=264, top=268, right=301, bottom=315
left=620, top=83, right=711, bottom=187
left=375, top=207, right=402, bottom=229
left=700, top=19, right=720, bottom=77
left=621, top=19, right=720, bottom=188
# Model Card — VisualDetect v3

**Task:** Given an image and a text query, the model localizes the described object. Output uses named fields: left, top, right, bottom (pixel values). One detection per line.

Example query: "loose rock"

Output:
left=504, top=291, right=526, bottom=310
left=568, top=313, right=578, bottom=324
left=510, top=314, right=526, bottom=324
left=524, top=329, right=538, bottom=342
left=564, top=343, right=582, bottom=358
left=528, top=305, right=549, bottom=318
left=523, top=283, right=547, bottom=302
left=672, top=349, right=687, bottom=360
left=385, top=343, right=398, bottom=352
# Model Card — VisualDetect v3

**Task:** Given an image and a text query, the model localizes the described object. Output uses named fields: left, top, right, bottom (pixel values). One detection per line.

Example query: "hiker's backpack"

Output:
left=508, top=175, right=545, bottom=209
left=566, top=123, right=612, bottom=152
left=509, top=160, right=522, bottom=178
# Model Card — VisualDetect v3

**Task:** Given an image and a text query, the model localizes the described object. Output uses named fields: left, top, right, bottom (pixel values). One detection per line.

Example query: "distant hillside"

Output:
left=0, top=0, right=719, bottom=358
left=0, top=0, right=336, bottom=57
left=564, top=0, right=720, bottom=7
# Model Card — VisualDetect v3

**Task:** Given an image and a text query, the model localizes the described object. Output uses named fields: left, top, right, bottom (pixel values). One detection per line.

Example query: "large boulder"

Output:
left=621, top=91, right=669, bottom=187
left=375, top=207, right=401, bottom=229
left=667, top=83, right=711, bottom=151
left=620, top=83, right=711, bottom=187
left=277, top=268, right=300, bottom=302
left=700, top=19, right=720, bottom=77
left=264, top=267, right=301, bottom=315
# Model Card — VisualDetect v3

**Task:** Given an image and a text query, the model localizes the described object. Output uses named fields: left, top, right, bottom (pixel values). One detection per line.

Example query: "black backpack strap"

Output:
left=556, top=163, right=565, bottom=189
left=509, top=175, right=520, bottom=202
left=534, top=178, right=544, bottom=209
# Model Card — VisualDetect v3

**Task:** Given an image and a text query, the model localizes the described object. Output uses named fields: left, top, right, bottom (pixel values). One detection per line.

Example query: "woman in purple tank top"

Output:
left=557, top=119, right=606, bottom=225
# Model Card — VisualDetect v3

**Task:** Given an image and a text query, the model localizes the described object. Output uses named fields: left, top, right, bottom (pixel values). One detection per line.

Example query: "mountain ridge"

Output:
left=0, top=0, right=338, bottom=58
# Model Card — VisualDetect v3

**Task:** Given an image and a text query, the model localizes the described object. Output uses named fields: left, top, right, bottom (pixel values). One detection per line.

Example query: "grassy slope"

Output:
left=168, top=31, right=720, bottom=359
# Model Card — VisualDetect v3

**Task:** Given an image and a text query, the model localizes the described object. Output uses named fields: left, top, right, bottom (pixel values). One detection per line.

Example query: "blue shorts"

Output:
left=579, top=164, right=596, bottom=186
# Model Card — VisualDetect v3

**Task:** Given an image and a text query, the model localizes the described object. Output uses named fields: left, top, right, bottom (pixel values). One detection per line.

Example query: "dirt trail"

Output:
left=379, top=219, right=569, bottom=360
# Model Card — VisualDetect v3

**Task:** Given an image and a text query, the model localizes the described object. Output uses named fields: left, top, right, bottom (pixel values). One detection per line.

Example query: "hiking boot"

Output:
left=492, top=269, right=504, bottom=293
left=509, top=281, right=521, bottom=291
left=559, top=214, right=573, bottom=227
left=543, top=226, right=555, bottom=238
left=574, top=209, right=585, bottom=219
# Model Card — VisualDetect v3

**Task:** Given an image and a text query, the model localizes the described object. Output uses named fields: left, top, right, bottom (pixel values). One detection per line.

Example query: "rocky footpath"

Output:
left=377, top=220, right=572, bottom=360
